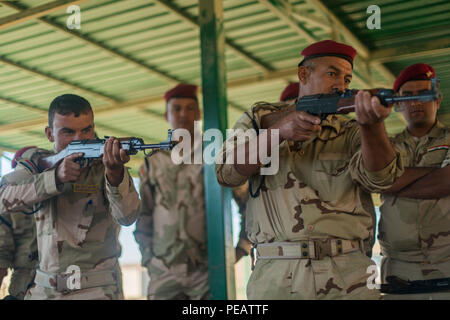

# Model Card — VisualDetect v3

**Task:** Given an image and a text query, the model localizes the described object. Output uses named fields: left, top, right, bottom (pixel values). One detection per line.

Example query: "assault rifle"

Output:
left=260, top=78, right=440, bottom=128
left=38, top=129, right=174, bottom=171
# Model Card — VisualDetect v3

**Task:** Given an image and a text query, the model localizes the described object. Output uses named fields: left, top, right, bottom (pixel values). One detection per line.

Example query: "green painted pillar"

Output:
left=198, top=0, right=235, bottom=300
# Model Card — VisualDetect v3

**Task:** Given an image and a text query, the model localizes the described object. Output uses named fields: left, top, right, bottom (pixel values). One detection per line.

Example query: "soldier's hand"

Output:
left=355, top=90, right=392, bottom=126
left=55, top=152, right=84, bottom=184
left=103, top=137, right=130, bottom=187
left=235, top=247, right=246, bottom=264
left=269, top=110, right=321, bottom=142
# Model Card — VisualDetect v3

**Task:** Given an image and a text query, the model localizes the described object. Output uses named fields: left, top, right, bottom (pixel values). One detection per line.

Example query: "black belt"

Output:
left=381, top=276, right=450, bottom=295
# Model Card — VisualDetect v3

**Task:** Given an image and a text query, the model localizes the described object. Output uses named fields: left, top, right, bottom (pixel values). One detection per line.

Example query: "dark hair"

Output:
left=48, top=94, right=93, bottom=128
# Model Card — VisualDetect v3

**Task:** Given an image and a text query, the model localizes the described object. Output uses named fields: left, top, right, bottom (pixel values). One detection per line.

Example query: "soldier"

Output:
left=378, top=63, right=450, bottom=299
left=0, top=213, right=37, bottom=300
left=216, top=40, right=405, bottom=299
left=0, top=148, right=39, bottom=300
left=134, top=83, right=251, bottom=300
left=279, top=82, right=300, bottom=104
left=0, top=94, right=140, bottom=300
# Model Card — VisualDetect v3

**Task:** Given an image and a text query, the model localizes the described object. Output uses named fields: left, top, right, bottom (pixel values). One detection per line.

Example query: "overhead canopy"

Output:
left=0, top=0, right=448, bottom=174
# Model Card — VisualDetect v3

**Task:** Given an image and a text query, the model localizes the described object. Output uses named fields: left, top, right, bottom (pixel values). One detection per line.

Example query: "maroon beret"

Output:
left=393, top=63, right=435, bottom=92
left=12, top=146, right=37, bottom=168
left=299, top=40, right=357, bottom=68
left=280, top=82, right=299, bottom=102
left=164, top=84, right=198, bottom=102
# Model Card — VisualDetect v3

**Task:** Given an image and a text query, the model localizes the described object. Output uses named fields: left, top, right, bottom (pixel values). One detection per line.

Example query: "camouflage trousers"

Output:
left=145, top=257, right=209, bottom=300
left=8, top=268, right=36, bottom=299
left=247, top=251, right=381, bottom=300
left=381, top=257, right=450, bottom=300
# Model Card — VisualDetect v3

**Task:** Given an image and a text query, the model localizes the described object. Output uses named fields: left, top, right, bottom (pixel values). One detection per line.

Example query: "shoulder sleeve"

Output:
left=105, top=167, right=140, bottom=226
left=349, top=147, right=405, bottom=193
left=0, top=213, right=14, bottom=268
left=0, top=148, right=61, bottom=215
left=215, top=102, right=283, bottom=187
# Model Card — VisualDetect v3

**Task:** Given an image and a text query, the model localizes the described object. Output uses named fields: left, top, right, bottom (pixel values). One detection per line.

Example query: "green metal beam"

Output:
left=199, top=0, right=235, bottom=300
left=154, top=0, right=273, bottom=74
left=260, top=0, right=318, bottom=43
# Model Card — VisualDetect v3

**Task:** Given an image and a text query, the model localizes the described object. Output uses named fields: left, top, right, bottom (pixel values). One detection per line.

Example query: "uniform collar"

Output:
left=427, top=121, right=444, bottom=138
left=397, top=120, right=444, bottom=142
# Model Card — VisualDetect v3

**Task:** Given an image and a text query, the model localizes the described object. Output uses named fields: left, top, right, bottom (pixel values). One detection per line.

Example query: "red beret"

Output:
left=12, top=146, right=36, bottom=168
left=299, top=40, right=357, bottom=68
left=280, top=82, right=299, bottom=102
left=164, top=83, right=198, bottom=102
left=393, top=63, right=435, bottom=92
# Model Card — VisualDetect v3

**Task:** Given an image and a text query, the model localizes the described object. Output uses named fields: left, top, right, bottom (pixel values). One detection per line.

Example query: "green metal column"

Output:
left=198, top=0, right=235, bottom=300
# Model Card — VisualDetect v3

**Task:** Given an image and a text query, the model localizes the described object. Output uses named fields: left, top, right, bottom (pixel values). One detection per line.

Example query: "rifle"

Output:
left=38, top=129, right=174, bottom=171
left=260, top=78, right=440, bottom=128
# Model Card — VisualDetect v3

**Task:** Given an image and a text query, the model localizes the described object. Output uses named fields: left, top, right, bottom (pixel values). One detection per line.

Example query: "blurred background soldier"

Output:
left=0, top=94, right=139, bottom=300
left=134, top=83, right=251, bottom=300
left=0, top=148, right=39, bottom=300
left=379, top=63, right=450, bottom=299
left=279, top=82, right=300, bottom=104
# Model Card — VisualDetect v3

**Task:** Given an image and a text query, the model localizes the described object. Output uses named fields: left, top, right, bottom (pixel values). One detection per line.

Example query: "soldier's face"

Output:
left=165, top=97, right=200, bottom=134
left=45, top=111, right=95, bottom=152
left=399, top=80, right=441, bottom=129
left=298, top=56, right=353, bottom=96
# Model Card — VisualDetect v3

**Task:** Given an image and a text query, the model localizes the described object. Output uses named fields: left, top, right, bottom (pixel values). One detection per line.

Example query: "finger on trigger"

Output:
left=120, top=149, right=129, bottom=163
left=113, top=139, right=122, bottom=162
left=299, top=112, right=321, bottom=125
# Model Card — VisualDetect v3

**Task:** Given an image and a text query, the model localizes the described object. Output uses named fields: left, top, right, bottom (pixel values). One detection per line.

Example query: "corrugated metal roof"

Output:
left=0, top=0, right=448, bottom=175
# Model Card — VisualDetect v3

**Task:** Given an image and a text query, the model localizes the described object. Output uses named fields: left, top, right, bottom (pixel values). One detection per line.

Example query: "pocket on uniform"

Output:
left=332, top=251, right=376, bottom=297
left=154, top=172, right=177, bottom=208
left=311, top=259, right=347, bottom=299
left=313, top=154, right=353, bottom=203
left=146, top=257, right=169, bottom=277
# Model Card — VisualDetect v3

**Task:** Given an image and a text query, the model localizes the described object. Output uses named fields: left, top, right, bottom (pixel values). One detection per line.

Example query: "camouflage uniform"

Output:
left=0, top=212, right=38, bottom=299
left=379, top=121, right=450, bottom=299
left=0, top=148, right=139, bottom=300
left=216, top=102, right=404, bottom=300
left=134, top=140, right=250, bottom=300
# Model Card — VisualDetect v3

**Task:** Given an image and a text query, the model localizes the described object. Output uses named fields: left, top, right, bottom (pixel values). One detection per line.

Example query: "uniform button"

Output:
left=302, top=243, right=307, bottom=249
left=302, top=252, right=308, bottom=257
left=307, top=225, right=314, bottom=232
left=299, top=150, right=305, bottom=156
left=304, top=196, right=309, bottom=201
left=332, top=169, right=338, bottom=175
